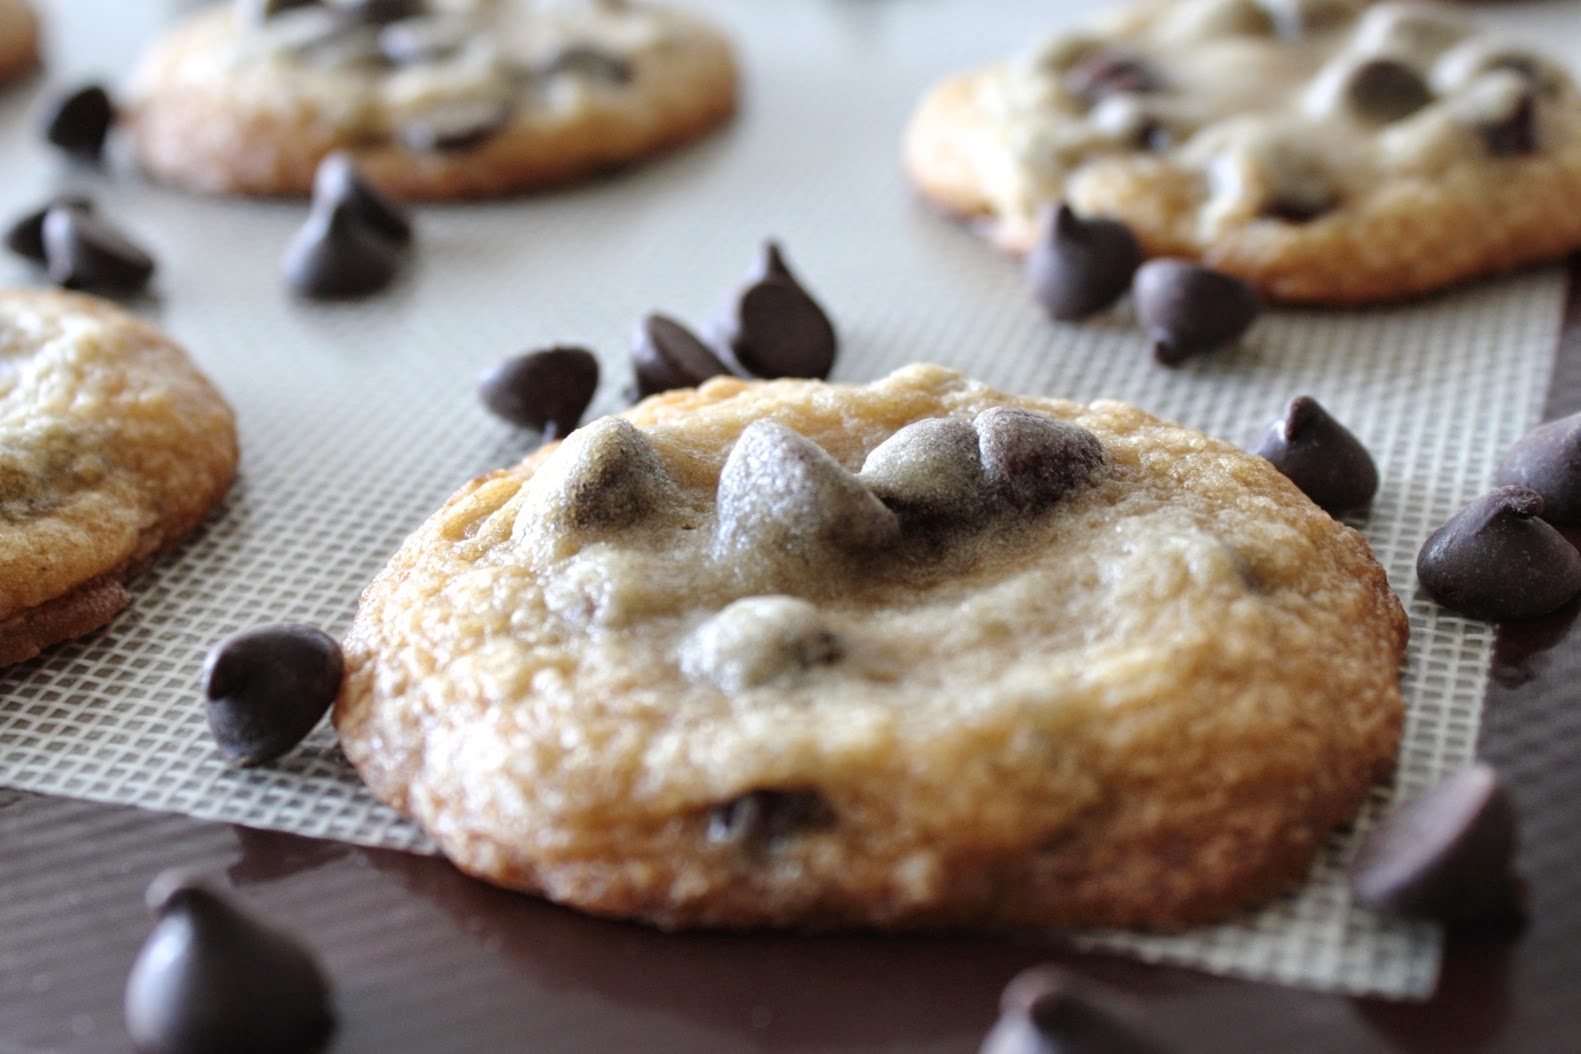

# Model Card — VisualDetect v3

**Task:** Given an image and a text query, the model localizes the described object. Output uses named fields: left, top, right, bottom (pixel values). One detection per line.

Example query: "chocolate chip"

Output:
left=711, top=242, right=838, bottom=380
left=39, top=83, right=116, bottom=163
left=1025, top=205, right=1142, bottom=322
left=707, top=789, right=834, bottom=850
left=202, top=623, right=344, bottom=768
left=1348, top=765, right=1524, bottom=927
left=682, top=596, right=842, bottom=692
left=1250, top=396, right=1378, bottom=514
left=1132, top=259, right=1260, bottom=365
left=976, top=407, right=1106, bottom=512
left=529, top=417, right=675, bottom=531
left=983, top=966, right=1172, bottom=1054
left=1064, top=51, right=1160, bottom=105
left=41, top=207, right=156, bottom=295
left=238, top=0, right=325, bottom=24
left=336, top=0, right=422, bottom=25
left=861, top=417, right=989, bottom=519
left=538, top=44, right=634, bottom=85
left=478, top=346, right=599, bottom=439
left=400, top=98, right=513, bottom=153
left=312, top=152, right=412, bottom=248
left=1417, top=486, right=1581, bottom=621
left=1494, top=412, right=1581, bottom=525
left=1343, top=57, right=1433, bottom=123
left=125, top=871, right=335, bottom=1054
left=630, top=313, right=731, bottom=397
left=1480, top=88, right=1538, bottom=157
left=377, top=15, right=468, bottom=65
left=281, top=200, right=402, bottom=299
left=4, top=195, right=92, bottom=264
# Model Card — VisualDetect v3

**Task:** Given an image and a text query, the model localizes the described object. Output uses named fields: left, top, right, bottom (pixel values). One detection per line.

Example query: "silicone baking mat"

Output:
left=1, top=0, right=1574, bottom=1000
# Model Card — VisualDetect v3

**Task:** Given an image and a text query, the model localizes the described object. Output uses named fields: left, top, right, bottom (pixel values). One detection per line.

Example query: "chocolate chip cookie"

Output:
left=335, top=365, right=1406, bottom=931
left=0, top=289, right=238, bottom=666
left=0, top=0, right=39, bottom=86
left=125, top=0, right=738, bottom=198
left=905, top=0, right=1581, bottom=303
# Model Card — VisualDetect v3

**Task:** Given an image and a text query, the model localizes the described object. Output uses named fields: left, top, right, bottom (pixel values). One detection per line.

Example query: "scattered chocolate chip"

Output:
left=377, top=15, right=468, bottom=65
left=312, top=152, right=412, bottom=248
left=983, top=966, right=1172, bottom=1054
left=1348, top=765, right=1525, bottom=927
left=400, top=98, right=513, bottom=153
left=478, top=346, right=599, bottom=439
left=976, top=407, right=1106, bottom=512
left=530, top=417, right=675, bottom=531
left=1251, top=396, right=1379, bottom=514
left=202, top=623, right=344, bottom=768
left=630, top=313, right=731, bottom=397
left=1417, top=486, right=1581, bottom=621
left=281, top=200, right=402, bottom=299
left=1064, top=50, right=1159, bottom=105
left=125, top=871, right=334, bottom=1054
left=1495, top=412, right=1581, bottom=525
left=39, top=83, right=116, bottom=163
left=1025, top=205, right=1142, bottom=322
left=1343, top=57, right=1433, bottom=123
left=538, top=43, right=634, bottom=85
left=683, top=596, right=842, bottom=692
left=4, top=195, right=92, bottom=264
left=41, top=206, right=156, bottom=295
left=707, top=789, right=834, bottom=849
left=861, top=417, right=989, bottom=519
left=1132, top=259, right=1260, bottom=365
left=710, top=242, right=838, bottom=380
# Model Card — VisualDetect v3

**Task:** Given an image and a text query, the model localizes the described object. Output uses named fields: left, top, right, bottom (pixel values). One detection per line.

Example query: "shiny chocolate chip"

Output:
left=1344, top=57, right=1433, bottom=123
left=538, top=43, right=634, bottom=85
left=281, top=199, right=402, bottom=299
left=312, top=151, right=412, bottom=248
left=976, top=407, right=1106, bottom=512
left=983, top=966, right=1172, bottom=1054
left=125, top=871, right=334, bottom=1054
left=708, top=789, right=834, bottom=850
left=202, top=623, right=344, bottom=768
left=1132, top=259, right=1260, bottom=365
left=711, top=242, right=838, bottom=380
left=1025, top=205, right=1142, bottom=321
left=1417, top=486, right=1581, bottom=621
left=478, top=346, right=599, bottom=439
left=1495, top=411, right=1581, bottom=525
left=4, top=195, right=92, bottom=264
left=39, top=83, right=115, bottom=162
left=1251, top=396, right=1378, bottom=514
left=42, top=206, right=156, bottom=295
left=1349, top=765, right=1524, bottom=927
left=1064, top=50, right=1159, bottom=105
left=631, top=313, right=731, bottom=397
left=400, top=98, right=513, bottom=153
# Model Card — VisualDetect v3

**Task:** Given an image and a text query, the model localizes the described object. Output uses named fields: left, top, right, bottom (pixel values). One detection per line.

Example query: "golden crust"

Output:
left=0, top=289, right=238, bottom=665
left=336, top=366, right=1406, bottom=932
left=0, top=0, right=39, bottom=86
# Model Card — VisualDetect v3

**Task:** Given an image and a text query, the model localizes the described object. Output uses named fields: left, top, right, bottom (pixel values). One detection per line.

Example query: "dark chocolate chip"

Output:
left=478, top=346, right=600, bottom=439
left=400, top=98, right=513, bottom=153
left=281, top=199, right=402, bottom=299
left=41, top=207, right=156, bottom=295
left=1495, top=411, right=1581, bottom=525
left=976, top=407, right=1106, bottom=512
left=536, top=417, right=673, bottom=530
left=337, top=0, right=422, bottom=25
left=1262, top=191, right=1337, bottom=224
left=39, top=83, right=116, bottom=163
left=377, top=16, right=467, bottom=65
left=1417, top=486, right=1581, bottom=621
left=1064, top=51, right=1160, bottom=106
left=631, top=313, right=731, bottom=397
left=4, top=195, right=93, bottom=264
left=707, top=789, right=834, bottom=850
left=202, top=623, right=344, bottom=768
left=1025, top=204, right=1142, bottom=322
left=1343, top=57, right=1433, bottom=124
left=711, top=242, right=838, bottom=380
left=538, top=43, right=634, bottom=85
left=312, top=151, right=412, bottom=248
left=1251, top=396, right=1379, bottom=514
left=239, top=0, right=325, bottom=23
left=1348, top=765, right=1525, bottom=927
left=1132, top=259, right=1261, bottom=365
left=860, top=417, right=990, bottom=520
left=125, top=871, right=335, bottom=1054
left=983, top=966, right=1172, bottom=1054
left=1480, top=89, right=1538, bottom=157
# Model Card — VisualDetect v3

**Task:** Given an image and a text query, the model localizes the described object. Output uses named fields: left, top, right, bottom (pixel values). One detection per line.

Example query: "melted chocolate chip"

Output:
left=983, top=966, right=1172, bottom=1054
left=1344, top=57, right=1433, bottom=124
left=1132, top=259, right=1261, bottom=365
left=533, top=417, right=673, bottom=530
left=1025, top=205, right=1143, bottom=322
left=39, top=83, right=115, bottom=163
left=479, top=347, right=599, bottom=439
left=312, top=152, right=412, bottom=248
left=707, top=789, right=834, bottom=850
left=538, top=44, right=635, bottom=85
left=861, top=417, right=989, bottom=520
left=4, top=195, right=92, bottom=264
left=202, top=624, right=344, bottom=768
left=976, top=408, right=1106, bottom=512
left=1064, top=51, right=1160, bottom=105
left=1417, top=486, right=1581, bottom=621
left=631, top=313, right=731, bottom=397
left=125, top=872, right=334, bottom=1054
left=400, top=98, right=513, bottom=153
left=41, top=207, right=156, bottom=295
left=1348, top=765, right=1525, bottom=927
left=1251, top=396, right=1379, bottom=514
left=711, top=242, right=838, bottom=380
left=683, top=596, right=842, bottom=692
left=1495, top=412, right=1581, bottom=525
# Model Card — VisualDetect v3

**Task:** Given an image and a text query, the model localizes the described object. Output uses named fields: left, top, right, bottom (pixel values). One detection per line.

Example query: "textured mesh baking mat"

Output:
left=1, top=0, right=1574, bottom=1001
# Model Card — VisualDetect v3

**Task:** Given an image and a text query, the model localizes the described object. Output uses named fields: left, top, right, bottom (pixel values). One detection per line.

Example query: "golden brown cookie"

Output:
left=335, top=365, right=1406, bottom=931
left=904, top=0, right=1581, bottom=304
left=124, top=0, right=738, bottom=199
left=0, top=289, right=238, bottom=666
left=0, top=0, right=40, bottom=86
